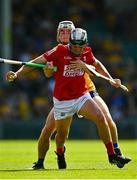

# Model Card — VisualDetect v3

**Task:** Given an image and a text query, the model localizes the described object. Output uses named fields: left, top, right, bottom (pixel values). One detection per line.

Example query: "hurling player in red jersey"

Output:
left=43, top=28, right=131, bottom=168
left=5, top=26, right=131, bottom=169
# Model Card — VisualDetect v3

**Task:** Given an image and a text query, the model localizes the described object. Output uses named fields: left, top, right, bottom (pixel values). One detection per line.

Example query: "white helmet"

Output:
left=57, top=21, right=75, bottom=44
left=70, top=28, right=88, bottom=46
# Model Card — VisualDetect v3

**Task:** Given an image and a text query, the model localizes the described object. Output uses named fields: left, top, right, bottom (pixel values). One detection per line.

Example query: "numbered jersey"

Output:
left=43, top=44, right=95, bottom=100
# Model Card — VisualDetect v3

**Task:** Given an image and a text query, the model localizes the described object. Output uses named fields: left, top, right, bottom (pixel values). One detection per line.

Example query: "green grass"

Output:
left=0, top=140, right=137, bottom=179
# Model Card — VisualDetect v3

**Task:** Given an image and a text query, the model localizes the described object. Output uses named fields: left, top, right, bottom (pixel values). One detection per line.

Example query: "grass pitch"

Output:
left=0, top=140, right=137, bottom=179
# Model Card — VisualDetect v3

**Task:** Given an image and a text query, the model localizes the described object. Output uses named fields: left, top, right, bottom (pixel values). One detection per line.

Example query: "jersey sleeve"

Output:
left=43, top=46, right=58, bottom=62
left=85, top=47, right=95, bottom=64
left=89, top=49, right=95, bottom=64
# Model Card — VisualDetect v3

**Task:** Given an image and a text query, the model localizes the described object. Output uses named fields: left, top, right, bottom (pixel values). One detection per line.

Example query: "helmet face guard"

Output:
left=70, top=40, right=87, bottom=46
left=57, top=21, right=75, bottom=44
left=69, top=28, right=88, bottom=55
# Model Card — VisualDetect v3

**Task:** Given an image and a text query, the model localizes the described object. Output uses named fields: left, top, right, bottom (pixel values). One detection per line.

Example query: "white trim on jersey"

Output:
left=46, top=47, right=57, bottom=56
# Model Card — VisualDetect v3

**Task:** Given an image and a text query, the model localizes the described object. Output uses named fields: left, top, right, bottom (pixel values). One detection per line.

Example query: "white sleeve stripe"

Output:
left=46, top=47, right=57, bottom=55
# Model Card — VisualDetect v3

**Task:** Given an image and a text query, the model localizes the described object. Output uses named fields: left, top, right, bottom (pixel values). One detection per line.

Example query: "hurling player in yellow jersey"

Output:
left=6, top=21, right=131, bottom=170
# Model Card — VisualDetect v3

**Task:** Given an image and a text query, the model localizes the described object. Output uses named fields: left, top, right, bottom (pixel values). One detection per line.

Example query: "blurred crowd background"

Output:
left=0, top=0, right=137, bottom=138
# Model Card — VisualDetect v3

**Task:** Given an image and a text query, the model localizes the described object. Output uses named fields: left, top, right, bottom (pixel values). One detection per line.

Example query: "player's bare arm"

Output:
left=92, top=58, right=122, bottom=88
left=6, top=55, right=46, bottom=82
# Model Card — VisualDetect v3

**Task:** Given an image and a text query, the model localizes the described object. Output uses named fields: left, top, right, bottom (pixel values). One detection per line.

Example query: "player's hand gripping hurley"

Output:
left=85, top=64, right=129, bottom=92
left=0, top=57, right=57, bottom=82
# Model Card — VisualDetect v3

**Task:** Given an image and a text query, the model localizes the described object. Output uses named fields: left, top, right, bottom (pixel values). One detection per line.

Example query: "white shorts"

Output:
left=53, top=92, right=91, bottom=120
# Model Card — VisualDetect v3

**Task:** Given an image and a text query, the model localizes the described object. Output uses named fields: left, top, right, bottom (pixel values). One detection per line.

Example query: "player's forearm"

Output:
left=94, top=59, right=113, bottom=79
left=15, top=65, right=33, bottom=78
left=16, top=55, right=46, bottom=78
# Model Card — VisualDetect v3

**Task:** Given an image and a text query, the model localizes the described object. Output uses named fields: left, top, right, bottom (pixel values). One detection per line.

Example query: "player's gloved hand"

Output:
left=109, top=78, right=121, bottom=88
left=6, top=71, right=17, bottom=82
left=43, top=62, right=54, bottom=77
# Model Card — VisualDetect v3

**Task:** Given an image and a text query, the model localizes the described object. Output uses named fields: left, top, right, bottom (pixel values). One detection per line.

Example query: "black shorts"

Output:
left=90, top=91, right=99, bottom=98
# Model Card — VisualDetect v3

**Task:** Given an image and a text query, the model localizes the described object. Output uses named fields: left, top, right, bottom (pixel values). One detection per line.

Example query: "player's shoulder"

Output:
left=83, top=46, right=93, bottom=55
left=51, top=44, right=67, bottom=56
left=57, top=43, right=67, bottom=50
left=85, top=46, right=92, bottom=52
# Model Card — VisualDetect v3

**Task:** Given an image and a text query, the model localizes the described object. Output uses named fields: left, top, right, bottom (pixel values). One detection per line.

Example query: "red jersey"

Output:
left=43, top=44, right=95, bottom=100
